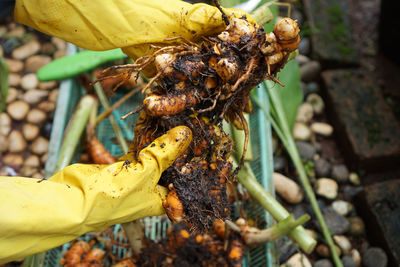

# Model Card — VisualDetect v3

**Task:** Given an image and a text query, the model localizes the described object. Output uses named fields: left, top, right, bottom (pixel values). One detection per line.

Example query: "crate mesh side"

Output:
left=96, top=90, right=143, bottom=157
left=244, top=85, right=276, bottom=267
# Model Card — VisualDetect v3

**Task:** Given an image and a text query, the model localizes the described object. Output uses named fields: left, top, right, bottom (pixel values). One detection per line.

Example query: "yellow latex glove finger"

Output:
left=15, top=0, right=253, bottom=57
left=0, top=126, right=192, bottom=264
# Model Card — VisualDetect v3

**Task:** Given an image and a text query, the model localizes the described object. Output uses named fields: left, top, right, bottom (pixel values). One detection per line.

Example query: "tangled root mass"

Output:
left=110, top=15, right=300, bottom=231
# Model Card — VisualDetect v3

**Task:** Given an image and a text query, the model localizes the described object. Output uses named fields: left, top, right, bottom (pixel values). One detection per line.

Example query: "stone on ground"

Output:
left=26, top=109, right=47, bottom=124
left=296, top=103, right=314, bottom=123
left=30, top=137, right=49, bottom=155
left=296, top=141, right=316, bottom=160
left=8, top=130, right=26, bottom=153
left=300, top=61, right=321, bottom=82
left=6, top=100, right=29, bottom=120
left=5, top=58, right=24, bottom=72
left=0, top=113, right=11, bottom=135
left=350, top=249, right=361, bottom=266
left=316, top=178, right=338, bottom=199
left=8, top=73, right=21, bottom=87
left=362, top=247, right=388, bottom=267
left=6, top=87, right=19, bottom=103
left=321, top=207, right=350, bottom=235
left=273, top=172, right=303, bottom=204
left=322, top=69, right=400, bottom=171
left=347, top=216, right=365, bottom=236
left=25, top=55, right=52, bottom=72
left=293, top=122, right=312, bottom=141
left=12, top=40, right=40, bottom=60
left=314, top=157, right=331, bottom=177
left=349, top=172, right=360, bottom=185
left=333, top=235, right=352, bottom=254
left=313, top=259, right=333, bottom=267
left=281, top=253, right=311, bottom=267
left=332, top=164, right=349, bottom=183
left=22, top=123, right=40, bottom=141
left=21, top=73, right=39, bottom=90
left=303, top=0, right=359, bottom=66
left=306, top=93, right=325, bottom=114
left=341, top=255, right=357, bottom=267
left=332, top=200, right=353, bottom=217
left=311, top=122, right=334, bottom=137
left=356, top=180, right=400, bottom=265
left=2, top=153, right=24, bottom=167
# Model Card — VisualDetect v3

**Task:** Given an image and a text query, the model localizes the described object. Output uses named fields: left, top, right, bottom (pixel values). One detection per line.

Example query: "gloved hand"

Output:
left=14, top=0, right=254, bottom=67
left=0, top=126, right=192, bottom=264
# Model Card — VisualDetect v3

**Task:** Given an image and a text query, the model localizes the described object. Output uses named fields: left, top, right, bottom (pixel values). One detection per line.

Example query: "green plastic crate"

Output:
left=43, top=34, right=277, bottom=265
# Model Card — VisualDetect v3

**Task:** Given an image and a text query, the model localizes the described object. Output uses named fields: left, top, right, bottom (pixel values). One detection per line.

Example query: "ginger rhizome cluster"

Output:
left=101, top=16, right=300, bottom=231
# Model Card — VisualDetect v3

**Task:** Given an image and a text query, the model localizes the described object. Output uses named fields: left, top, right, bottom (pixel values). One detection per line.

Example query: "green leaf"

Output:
left=253, top=1, right=302, bottom=130
left=261, top=1, right=278, bottom=33
left=265, top=60, right=302, bottom=130
left=22, top=252, right=46, bottom=267
left=0, top=57, right=9, bottom=113
left=221, top=0, right=241, bottom=7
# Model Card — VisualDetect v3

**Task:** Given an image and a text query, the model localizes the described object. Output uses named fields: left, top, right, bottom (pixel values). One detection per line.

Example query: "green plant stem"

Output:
left=250, top=2, right=274, bottom=26
left=288, top=50, right=299, bottom=61
left=92, top=79, right=129, bottom=154
left=22, top=254, right=45, bottom=267
left=263, top=84, right=343, bottom=267
left=244, top=214, right=310, bottom=246
left=232, top=114, right=253, bottom=161
left=95, top=85, right=141, bottom=125
left=290, top=140, right=342, bottom=266
left=54, top=95, right=97, bottom=173
left=23, top=95, right=97, bottom=267
left=0, top=57, right=9, bottom=113
left=251, top=93, right=288, bottom=149
left=87, top=99, right=99, bottom=131
left=235, top=161, right=316, bottom=253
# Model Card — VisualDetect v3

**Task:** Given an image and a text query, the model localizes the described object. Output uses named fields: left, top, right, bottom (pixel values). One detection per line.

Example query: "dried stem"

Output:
left=92, top=77, right=129, bottom=154
left=121, top=221, right=145, bottom=255
left=95, top=86, right=141, bottom=125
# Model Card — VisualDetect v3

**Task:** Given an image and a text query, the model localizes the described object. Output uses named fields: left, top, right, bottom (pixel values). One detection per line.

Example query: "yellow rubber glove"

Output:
left=0, top=126, right=192, bottom=264
left=14, top=0, right=253, bottom=61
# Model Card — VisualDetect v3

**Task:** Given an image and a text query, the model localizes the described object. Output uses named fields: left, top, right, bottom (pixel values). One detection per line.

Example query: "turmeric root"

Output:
left=60, top=240, right=90, bottom=267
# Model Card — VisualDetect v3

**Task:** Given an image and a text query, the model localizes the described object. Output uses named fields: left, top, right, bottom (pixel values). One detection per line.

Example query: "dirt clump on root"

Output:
left=136, top=222, right=241, bottom=267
